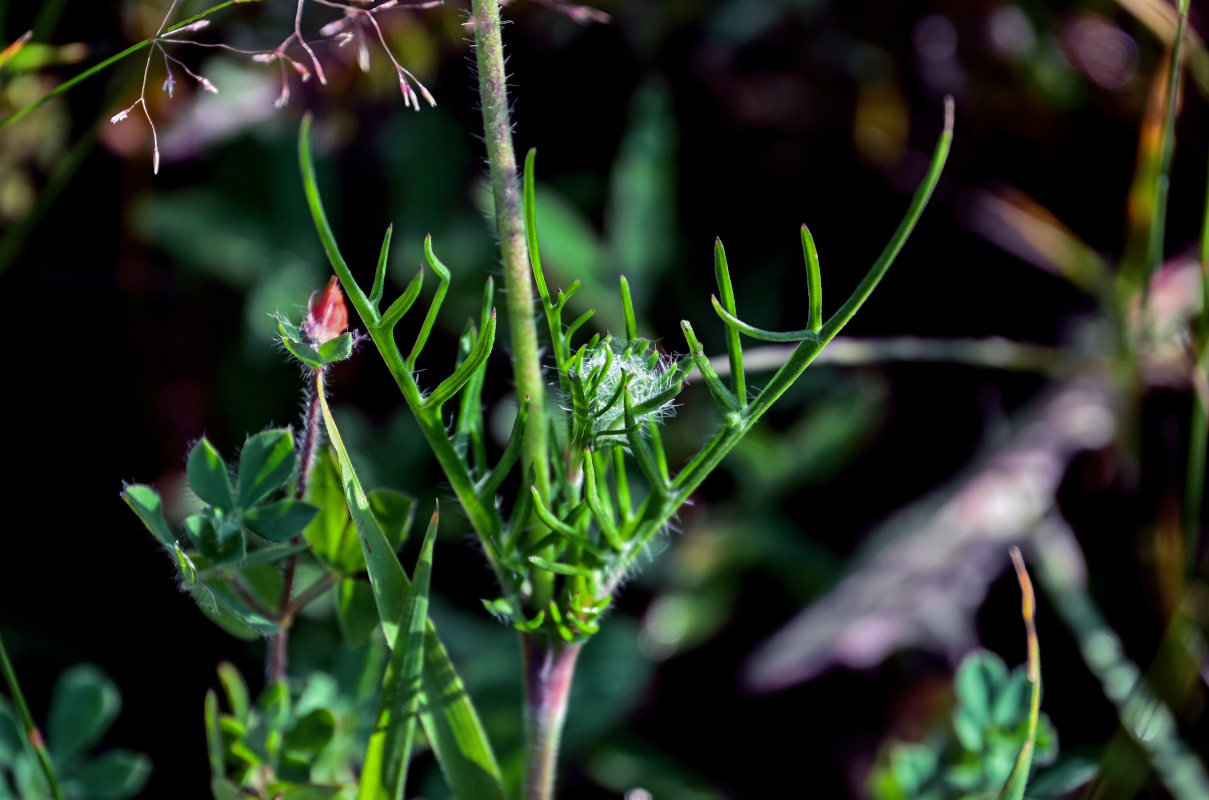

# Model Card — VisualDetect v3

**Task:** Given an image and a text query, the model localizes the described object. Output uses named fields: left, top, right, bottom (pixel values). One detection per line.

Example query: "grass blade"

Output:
left=316, top=376, right=506, bottom=800
left=998, top=547, right=1040, bottom=800
left=358, top=507, right=438, bottom=800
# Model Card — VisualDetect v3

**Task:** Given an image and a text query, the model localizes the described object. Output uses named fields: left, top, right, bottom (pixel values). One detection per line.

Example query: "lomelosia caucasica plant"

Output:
left=6, top=1, right=1100, bottom=799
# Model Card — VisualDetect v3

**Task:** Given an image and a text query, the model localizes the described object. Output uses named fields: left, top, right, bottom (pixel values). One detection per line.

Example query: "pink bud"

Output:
left=306, top=276, right=349, bottom=344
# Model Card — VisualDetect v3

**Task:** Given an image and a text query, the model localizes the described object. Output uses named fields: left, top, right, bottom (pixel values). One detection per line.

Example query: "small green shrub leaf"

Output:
left=185, top=515, right=243, bottom=562
left=992, top=667, right=1031, bottom=729
left=121, top=484, right=176, bottom=547
left=186, top=583, right=259, bottom=640
left=238, top=430, right=296, bottom=509
left=216, top=662, right=250, bottom=723
left=69, top=750, right=151, bottom=800
left=318, top=332, right=354, bottom=363
left=257, top=681, right=291, bottom=732
left=283, top=708, right=336, bottom=754
left=282, top=337, right=325, bottom=370
left=188, top=438, right=236, bottom=510
left=955, top=650, right=1006, bottom=724
left=236, top=543, right=311, bottom=570
left=47, top=664, right=121, bottom=760
left=244, top=500, right=320, bottom=542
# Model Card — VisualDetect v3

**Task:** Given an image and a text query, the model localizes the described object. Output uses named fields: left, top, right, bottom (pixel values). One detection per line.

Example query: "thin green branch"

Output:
left=713, top=239, right=747, bottom=406
left=370, top=224, right=392, bottom=308
left=0, top=632, right=66, bottom=800
left=801, top=225, right=823, bottom=334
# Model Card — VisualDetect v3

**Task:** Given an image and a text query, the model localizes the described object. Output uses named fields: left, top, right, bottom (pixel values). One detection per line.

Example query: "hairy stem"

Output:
left=521, top=638, right=581, bottom=800
left=269, top=367, right=325, bottom=683
left=0, top=632, right=65, bottom=800
left=470, top=0, right=554, bottom=606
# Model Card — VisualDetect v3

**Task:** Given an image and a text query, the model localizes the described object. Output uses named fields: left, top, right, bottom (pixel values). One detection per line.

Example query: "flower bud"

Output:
left=306, top=276, right=349, bottom=345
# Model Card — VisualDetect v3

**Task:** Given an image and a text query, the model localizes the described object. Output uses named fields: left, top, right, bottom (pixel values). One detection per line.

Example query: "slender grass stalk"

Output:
left=1189, top=119, right=1209, bottom=565
left=998, top=547, right=1040, bottom=800
left=1141, top=0, right=1190, bottom=315
left=0, top=632, right=66, bottom=800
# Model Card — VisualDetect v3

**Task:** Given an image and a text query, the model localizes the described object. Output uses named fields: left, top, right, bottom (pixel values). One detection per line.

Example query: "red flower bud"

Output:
left=306, top=276, right=349, bottom=344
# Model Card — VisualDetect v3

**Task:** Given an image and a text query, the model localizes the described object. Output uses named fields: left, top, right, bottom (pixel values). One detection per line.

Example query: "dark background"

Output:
left=1, top=0, right=1206, bottom=797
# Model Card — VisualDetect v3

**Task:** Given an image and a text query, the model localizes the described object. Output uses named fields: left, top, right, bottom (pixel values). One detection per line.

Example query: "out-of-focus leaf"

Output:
left=283, top=709, right=336, bottom=755
left=216, top=662, right=250, bottom=724
left=0, top=698, right=23, bottom=764
left=584, top=738, right=728, bottom=800
left=1026, top=756, right=1098, bottom=797
left=956, top=651, right=1008, bottom=725
left=47, top=665, right=120, bottom=761
left=67, top=750, right=151, bottom=800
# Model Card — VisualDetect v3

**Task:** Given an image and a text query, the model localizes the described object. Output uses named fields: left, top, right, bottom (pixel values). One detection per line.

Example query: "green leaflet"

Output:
left=358, top=508, right=438, bottom=800
left=316, top=383, right=506, bottom=800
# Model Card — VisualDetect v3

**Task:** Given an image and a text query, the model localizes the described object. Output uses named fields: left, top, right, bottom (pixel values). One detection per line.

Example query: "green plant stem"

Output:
left=1141, top=0, right=1190, bottom=314
left=0, top=632, right=65, bottom=800
left=521, top=638, right=581, bottom=800
left=469, top=0, right=553, bottom=606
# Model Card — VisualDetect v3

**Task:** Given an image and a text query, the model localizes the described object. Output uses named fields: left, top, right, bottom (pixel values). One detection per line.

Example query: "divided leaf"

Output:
left=244, top=499, right=320, bottom=543
left=188, top=438, right=236, bottom=511
left=238, top=430, right=296, bottom=509
left=47, top=665, right=121, bottom=761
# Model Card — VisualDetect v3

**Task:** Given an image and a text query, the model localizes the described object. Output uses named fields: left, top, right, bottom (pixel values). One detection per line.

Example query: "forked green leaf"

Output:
left=188, top=438, right=236, bottom=510
left=358, top=508, right=438, bottom=800
left=316, top=379, right=506, bottom=800
left=237, top=430, right=296, bottom=509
